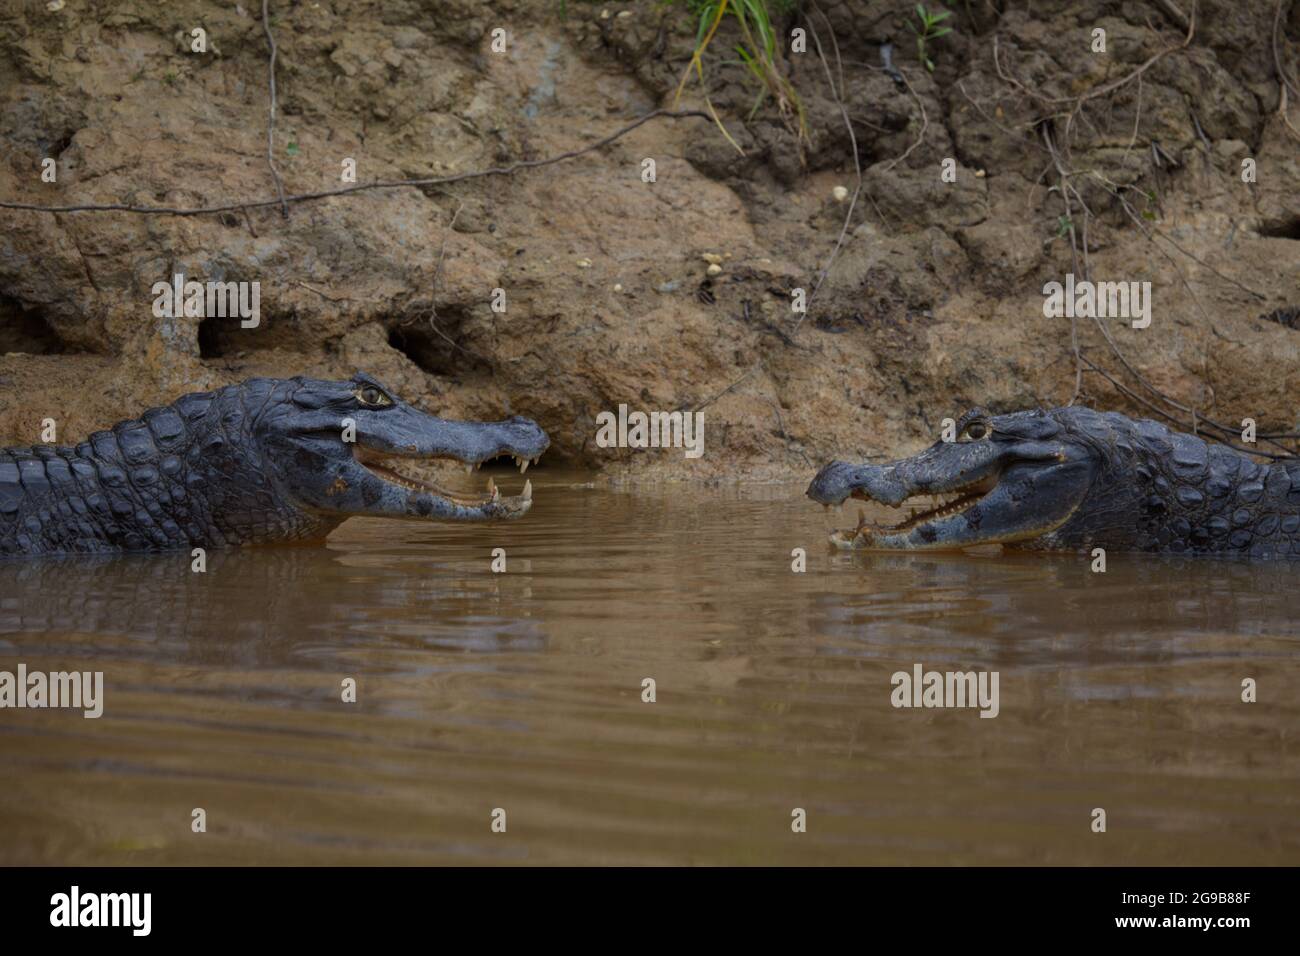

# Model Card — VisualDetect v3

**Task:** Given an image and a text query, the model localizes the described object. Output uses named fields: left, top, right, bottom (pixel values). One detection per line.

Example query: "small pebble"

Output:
left=577, top=258, right=592, bottom=268
left=701, top=252, right=723, bottom=265
left=832, top=185, right=849, bottom=202
left=613, top=283, right=624, bottom=293
left=706, top=264, right=722, bottom=277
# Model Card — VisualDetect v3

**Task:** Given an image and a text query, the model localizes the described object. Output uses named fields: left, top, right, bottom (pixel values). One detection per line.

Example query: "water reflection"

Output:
left=0, top=543, right=547, bottom=666
left=0, top=473, right=1297, bottom=864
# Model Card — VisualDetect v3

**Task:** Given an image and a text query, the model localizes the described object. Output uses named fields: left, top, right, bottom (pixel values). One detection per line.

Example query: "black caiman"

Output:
left=0, top=373, right=548, bottom=556
left=807, top=405, right=1300, bottom=559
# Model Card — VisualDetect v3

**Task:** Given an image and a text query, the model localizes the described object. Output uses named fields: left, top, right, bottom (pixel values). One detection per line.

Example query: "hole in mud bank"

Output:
left=1258, top=216, right=1300, bottom=240
left=197, top=315, right=269, bottom=358
left=41, top=129, right=76, bottom=160
left=197, top=315, right=230, bottom=358
left=1260, top=307, right=1300, bottom=329
left=0, top=295, right=70, bottom=354
left=387, top=311, right=492, bottom=378
left=198, top=309, right=301, bottom=359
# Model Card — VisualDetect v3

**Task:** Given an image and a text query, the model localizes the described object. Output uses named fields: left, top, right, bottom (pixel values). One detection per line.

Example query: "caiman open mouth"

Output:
left=353, top=446, right=539, bottom=512
left=830, top=472, right=1000, bottom=546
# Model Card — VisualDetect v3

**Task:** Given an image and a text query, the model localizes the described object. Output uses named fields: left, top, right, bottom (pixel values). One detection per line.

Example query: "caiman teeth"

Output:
left=355, top=448, right=539, bottom=508
left=835, top=474, right=997, bottom=536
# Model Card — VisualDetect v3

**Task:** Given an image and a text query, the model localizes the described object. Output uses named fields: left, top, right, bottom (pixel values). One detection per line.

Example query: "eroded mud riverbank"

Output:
left=1, top=0, right=1297, bottom=478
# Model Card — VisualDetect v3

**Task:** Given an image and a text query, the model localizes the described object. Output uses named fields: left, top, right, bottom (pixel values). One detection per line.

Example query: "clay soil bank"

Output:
left=1, top=0, right=1297, bottom=480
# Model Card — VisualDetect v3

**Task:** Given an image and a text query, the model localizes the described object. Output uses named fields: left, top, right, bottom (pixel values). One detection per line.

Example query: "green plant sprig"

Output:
left=672, top=0, right=808, bottom=153
left=910, top=4, right=953, bottom=73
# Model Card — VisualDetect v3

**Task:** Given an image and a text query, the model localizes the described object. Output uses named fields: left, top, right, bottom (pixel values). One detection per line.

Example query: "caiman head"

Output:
left=254, top=372, right=549, bottom=523
left=806, top=407, right=1098, bottom=550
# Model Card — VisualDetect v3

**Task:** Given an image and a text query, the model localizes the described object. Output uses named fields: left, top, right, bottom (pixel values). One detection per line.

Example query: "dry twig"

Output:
left=0, top=111, right=712, bottom=217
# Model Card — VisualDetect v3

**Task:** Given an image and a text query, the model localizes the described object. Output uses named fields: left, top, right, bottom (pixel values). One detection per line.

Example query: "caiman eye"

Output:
left=960, top=421, right=989, bottom=441
left=354, top=385, right=393, bottom=408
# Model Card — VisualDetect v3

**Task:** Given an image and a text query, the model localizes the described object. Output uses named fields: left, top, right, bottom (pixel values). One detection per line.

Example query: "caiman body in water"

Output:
left=808, top=406, right=1300, bottom=559
left=0, top=373, right=548, bottom=556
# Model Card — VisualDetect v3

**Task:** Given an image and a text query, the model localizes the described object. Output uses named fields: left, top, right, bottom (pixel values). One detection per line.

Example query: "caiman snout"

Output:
left=806, top=460, right=908, bottom=506
left=502, top=416, right=550, bottom=453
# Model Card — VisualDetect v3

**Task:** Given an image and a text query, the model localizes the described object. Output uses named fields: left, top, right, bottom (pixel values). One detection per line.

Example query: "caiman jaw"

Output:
left=353, top=445, right=538, bottom=515
left=829, top=473, right=1000, bottom=549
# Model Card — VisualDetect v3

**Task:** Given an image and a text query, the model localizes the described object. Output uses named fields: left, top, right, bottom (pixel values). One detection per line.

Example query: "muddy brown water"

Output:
left=0, top=469, right=1296, bottom=865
